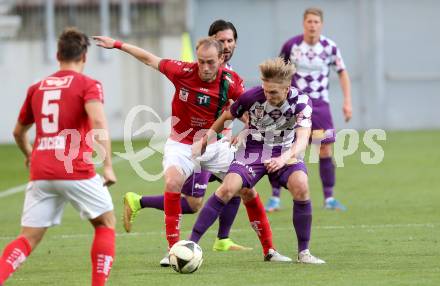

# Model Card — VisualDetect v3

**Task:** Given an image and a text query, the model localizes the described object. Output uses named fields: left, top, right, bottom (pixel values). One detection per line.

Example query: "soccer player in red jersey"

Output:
left=121, top=20, right=251, bottom=260
left=0, top=28, right=116, bottom=286
left=94, top=35, right=290, bottom=262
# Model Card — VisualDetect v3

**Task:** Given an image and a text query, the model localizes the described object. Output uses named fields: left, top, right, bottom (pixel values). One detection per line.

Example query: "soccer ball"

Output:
left=169, top=240, right=203, bottom=274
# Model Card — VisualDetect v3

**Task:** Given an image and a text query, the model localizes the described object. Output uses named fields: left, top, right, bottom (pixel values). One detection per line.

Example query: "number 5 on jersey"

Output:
left=42, top=90, right=61, bottom=134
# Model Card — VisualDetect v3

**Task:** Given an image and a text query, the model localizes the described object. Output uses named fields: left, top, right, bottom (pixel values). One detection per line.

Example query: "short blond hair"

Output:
left=303, top=7, right=323, bottom=21
left=259, top=57, right=295, bottom=84
left=195, top=37, right=223, bottom=57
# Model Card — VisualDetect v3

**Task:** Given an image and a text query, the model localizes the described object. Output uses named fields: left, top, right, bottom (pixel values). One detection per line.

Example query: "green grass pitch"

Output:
left=0, top=130, right=439, bottom=285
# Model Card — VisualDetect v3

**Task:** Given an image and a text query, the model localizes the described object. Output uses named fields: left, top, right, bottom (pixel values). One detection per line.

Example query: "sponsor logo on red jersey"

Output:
left=196, top=93, right=210, bottom=107
left=39, top=75, right=74, bottom=90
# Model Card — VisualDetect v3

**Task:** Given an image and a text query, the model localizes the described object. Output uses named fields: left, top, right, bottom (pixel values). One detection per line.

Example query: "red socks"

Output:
left=244, top=194, right=274, bottom=255
left=0, top=229, right=114, bottom=286
left=91, top=227, right=115, bottom=286
left=0, top=236, right=32, bottom=284
left=164, top=192, right=182, bottom=248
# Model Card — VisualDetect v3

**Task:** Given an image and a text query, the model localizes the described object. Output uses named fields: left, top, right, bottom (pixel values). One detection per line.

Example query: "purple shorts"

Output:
left=311, top=98, right=335, bottom=144
left=228, top=159, right=307, bottom=189
left=181, top=171, right=212, bottom=198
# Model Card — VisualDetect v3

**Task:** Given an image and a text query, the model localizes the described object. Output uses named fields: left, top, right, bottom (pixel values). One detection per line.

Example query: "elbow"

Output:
left=142, top=59, right=151, bottom=67
left=12, top=131, right=20, bottom=140
left=340, top=70, right=350, bottom=81
left=89, top=118, right=107, bottom=130
left=13, top=128, right=23, bottom=140
left=13, top=131, right=25, bottom=145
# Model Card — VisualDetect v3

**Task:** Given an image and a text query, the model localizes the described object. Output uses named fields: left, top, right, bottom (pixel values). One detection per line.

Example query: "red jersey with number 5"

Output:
left=18, top=70, right=103, bottom=180
left=159, top=59, right=244, bottom=144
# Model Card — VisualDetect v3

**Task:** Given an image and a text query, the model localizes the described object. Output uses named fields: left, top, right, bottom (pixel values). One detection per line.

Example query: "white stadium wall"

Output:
left=0, top=36, right=178, bottom=143
left=191, top=0, right=440, bottom=131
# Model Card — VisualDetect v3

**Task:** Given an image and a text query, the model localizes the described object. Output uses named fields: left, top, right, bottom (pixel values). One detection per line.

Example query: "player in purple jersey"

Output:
left=190, top=58, right=325, bottom=264
left=265, top=7, right=352, bottom=212
left=121, top=20, right=250, bottom=267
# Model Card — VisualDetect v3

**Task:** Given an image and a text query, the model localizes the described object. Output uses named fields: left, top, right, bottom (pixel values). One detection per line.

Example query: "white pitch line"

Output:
left=0, top=156, right=125, bottom=199
left=0, top=223, right=436, bottom=241
left=0, top=183, right=28, bottom=198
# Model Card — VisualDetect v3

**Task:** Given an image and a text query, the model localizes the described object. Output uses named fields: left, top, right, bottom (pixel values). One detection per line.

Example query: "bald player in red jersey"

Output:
left=93, top=35, right=287, bottom=264
left=120, top=21, right=250, bottom=260
left=94, top=35, right=243, bottom=242
left=0, top=28, right=116, bottom=286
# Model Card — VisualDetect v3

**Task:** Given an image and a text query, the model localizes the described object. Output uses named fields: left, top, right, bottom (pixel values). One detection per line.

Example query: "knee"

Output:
left=239, top=188, right=256, bottom=203
left=91, top=211, right=116, bottom=229
left=165, top=177, right=184, bottom=193
left=215, top=174, right=242, bottom=202
left=186, top=197, right=203, bottom=213
left=216, top=184, right=237, bottom=202
left=289, top=179, right=310, bottom=201
left=320, top=144, right=333, bottom=158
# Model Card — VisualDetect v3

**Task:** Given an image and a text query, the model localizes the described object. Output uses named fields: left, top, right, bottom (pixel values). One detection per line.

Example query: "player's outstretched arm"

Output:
left=12, top=122, right=33, bottom=168
left=192, top=110, right=235, bottom=158
left=208, top=110, right=235, bottom=139
left=338, top=70, right=352, bottom=122
left=93, top=36, right=162, bottom=70
left=85, top=100, right=117, bottom=187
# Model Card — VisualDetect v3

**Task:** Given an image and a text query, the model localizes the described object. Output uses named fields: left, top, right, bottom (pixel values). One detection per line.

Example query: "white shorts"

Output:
left=162, top=138, right=234, bottom=180
left=21, top=174, right=114, bottom=228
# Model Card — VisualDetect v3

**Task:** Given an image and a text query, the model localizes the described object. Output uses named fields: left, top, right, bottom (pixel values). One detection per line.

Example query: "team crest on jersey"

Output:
left=255, top=105, right=265, bottom=119
left=179, top=88, right=189, bottom=102
left=39, top=75, right=73, bottom=90
left=196, top=93, right=210, bottom=107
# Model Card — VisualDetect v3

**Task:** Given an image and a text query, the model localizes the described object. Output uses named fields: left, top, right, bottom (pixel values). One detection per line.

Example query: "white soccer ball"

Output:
left=169, top=240, right=203, bottom=274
